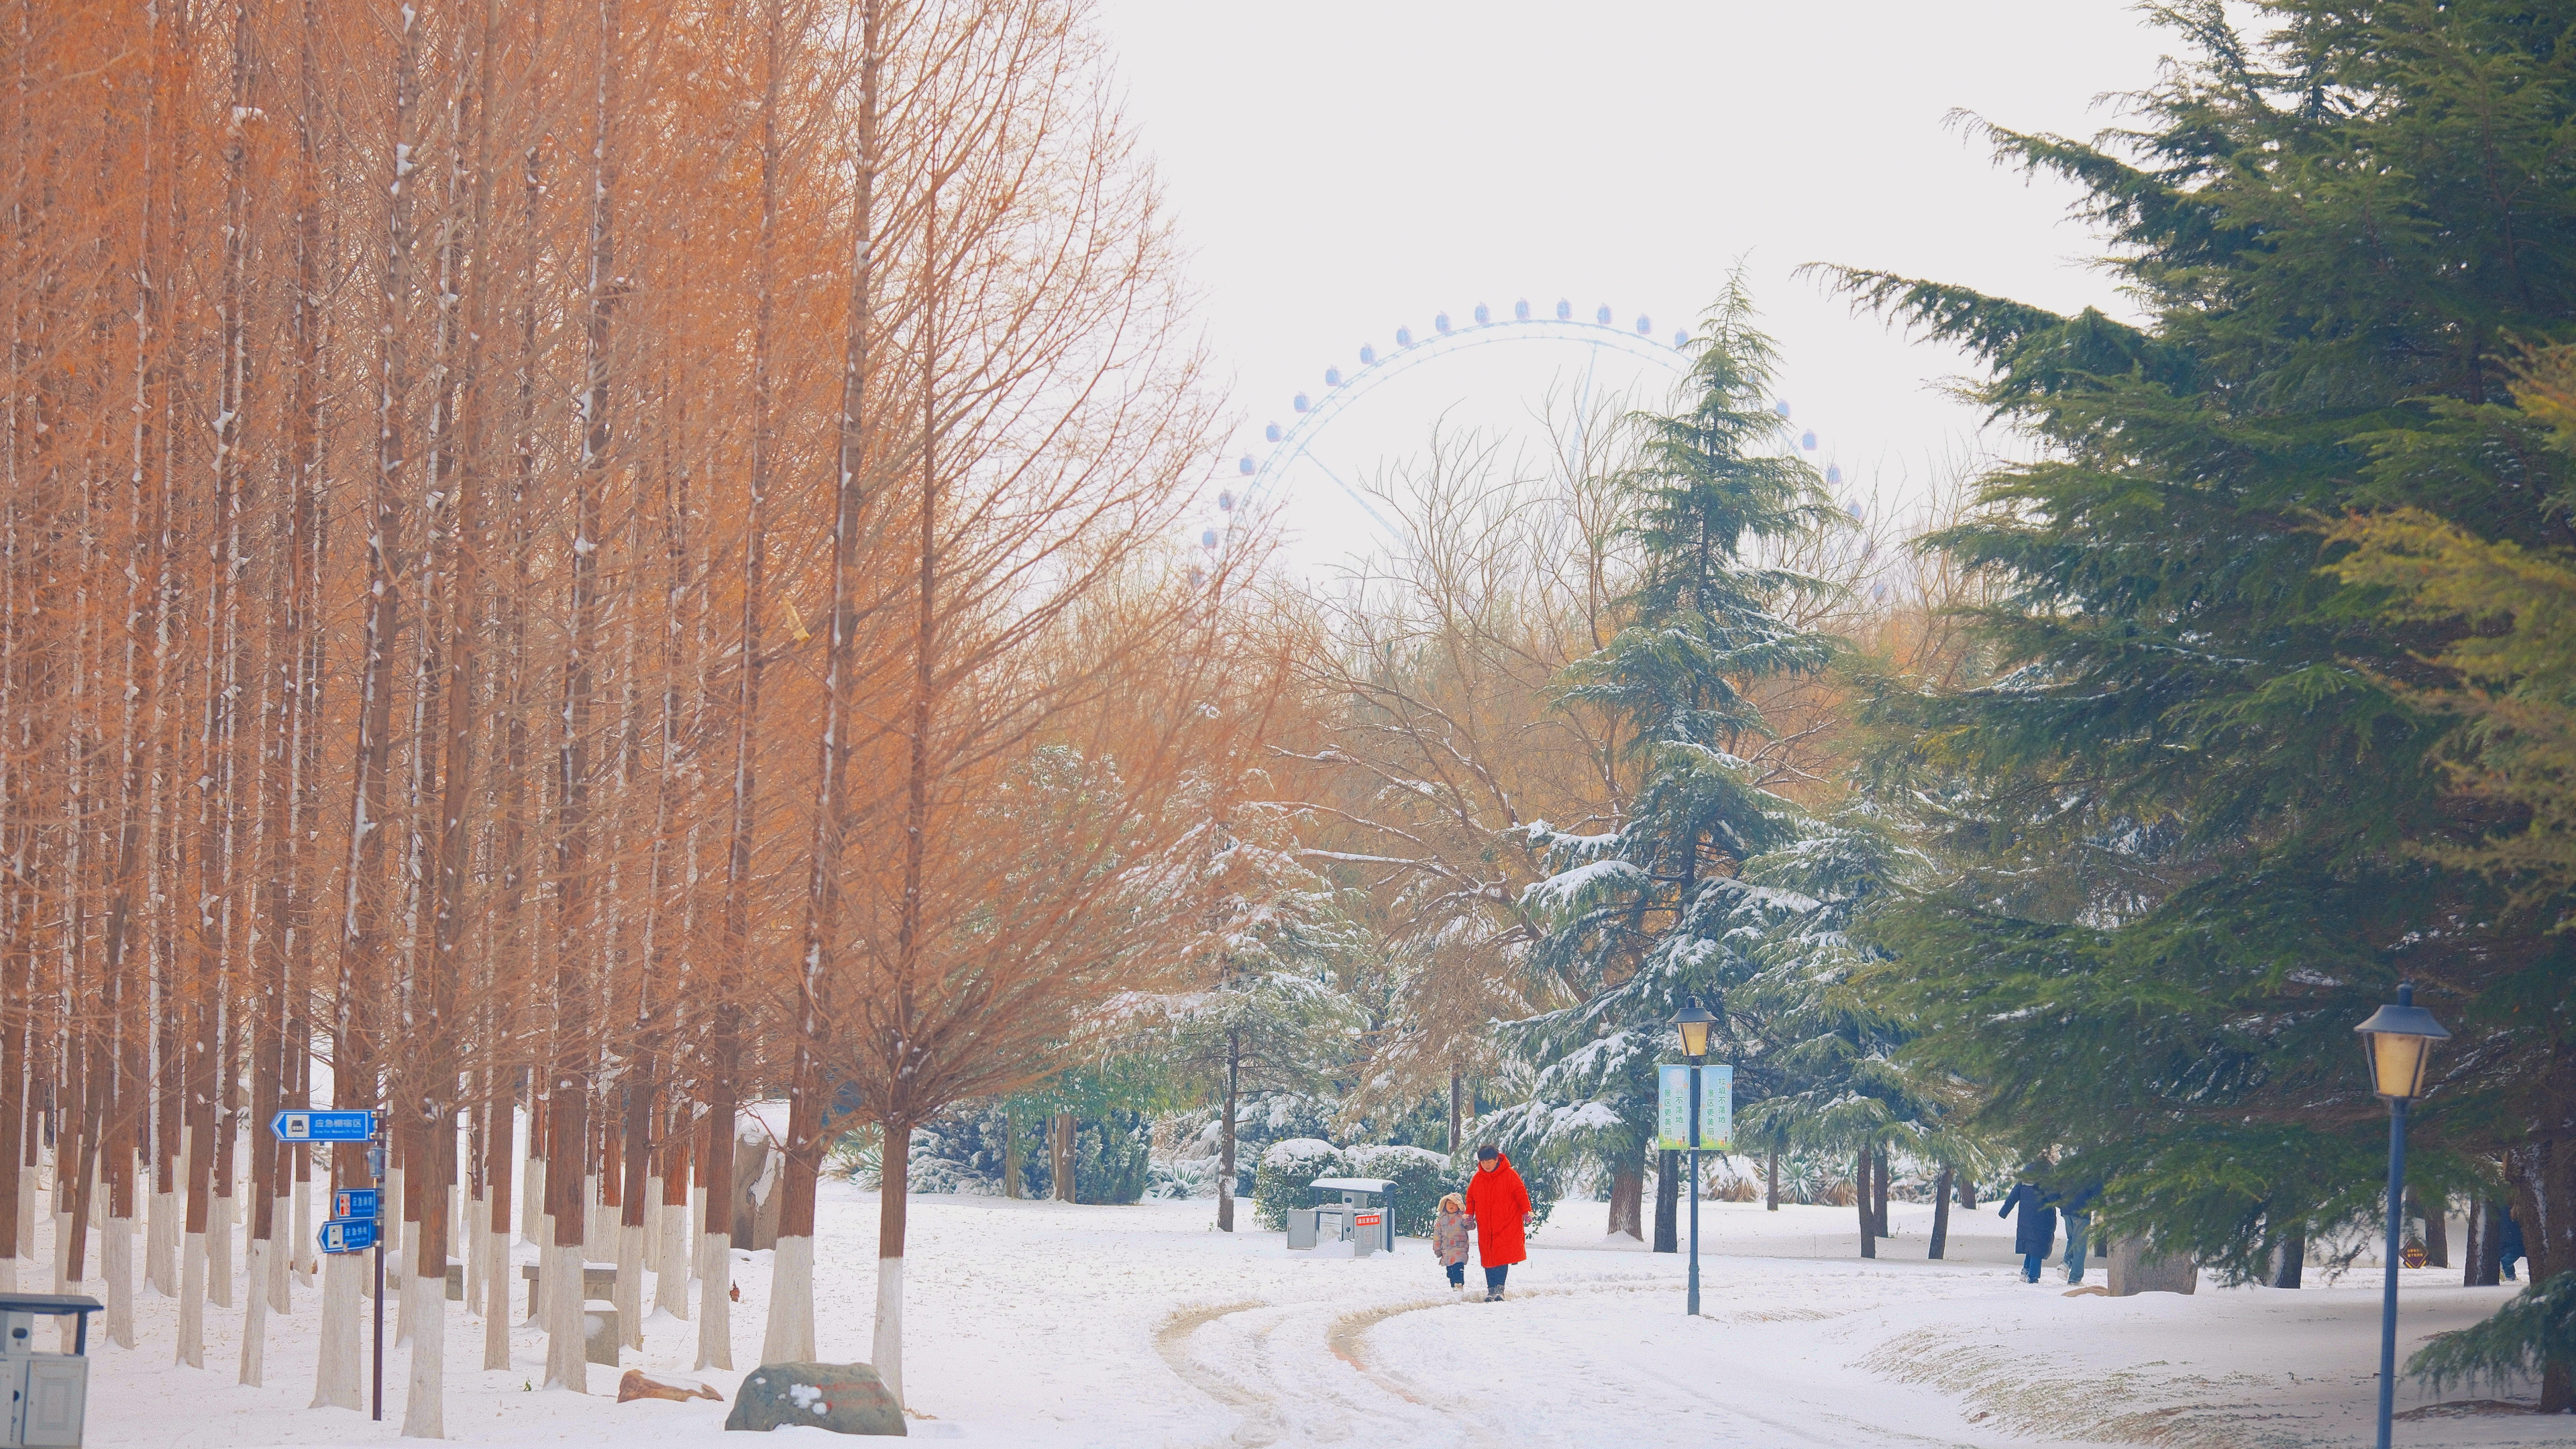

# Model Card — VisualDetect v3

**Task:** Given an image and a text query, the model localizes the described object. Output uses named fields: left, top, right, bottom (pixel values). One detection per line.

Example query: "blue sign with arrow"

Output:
left=272, top=1110, right=376, bottom=1143
left=319, top=1217, right=379, bottom=1254
left=333, top=1188, right=380, bottom=1221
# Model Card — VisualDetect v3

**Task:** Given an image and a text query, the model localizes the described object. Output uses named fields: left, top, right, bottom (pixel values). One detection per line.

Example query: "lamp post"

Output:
left=1672, top=998, right=1717, bottom=1318
left=2355, top=983, right=2449, bottom=1449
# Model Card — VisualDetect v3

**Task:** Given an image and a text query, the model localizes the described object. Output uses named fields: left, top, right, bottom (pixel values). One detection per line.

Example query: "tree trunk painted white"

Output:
left=103, top=1215, right=133, bottom=1348
left=871, top=1254, right=903, bottom=1409
left=50, top=1201, right=68, bottom=1292
left=541, top=1239, right=585, bottom=1390
left=147, top=1190, right=176, bottom=1295
left=583, top=1174, right=601, bottom=1252
left=642, top=1175, right=663, bottom=1281
left=693, top=1232, right=730, bottom=1370
left=17, top=1165, right=36, bottom=1259
left=311, top=1250, right=363, bottom=1408
left=761, top=1234, right=814, bottom=1364
left=482, top=1226, right=509, bottom=1371
left=268, top=1196, right=291, bottom=1311
left=292, top=1177, right=315, bottom=1284
left=402, top=1270, right=443, bottom=1437
left=178, top=1229, right=207, bottom=1366
left=237, top=1238, right=268, bottom=1385
left=384, top=1166, right=406, bottom=1274
left=614, top=1222, right=643, bottom=1348
left=465, top=1191, right=484, bottom=1315
left=398, top=1251, right=432, bottom=1348
left=209, top=1190, right=235, bottom=1308
left=523, top=1156, right=543, bottom=1246
left=655, top=1194, right=690, bottom=1319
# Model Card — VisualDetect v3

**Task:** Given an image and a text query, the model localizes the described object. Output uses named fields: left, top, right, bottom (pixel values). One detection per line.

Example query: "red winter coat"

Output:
left=1462, top=1154, right=1532, bottom=1267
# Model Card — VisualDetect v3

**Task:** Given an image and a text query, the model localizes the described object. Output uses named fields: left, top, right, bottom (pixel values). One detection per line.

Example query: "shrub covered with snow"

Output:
left=1251, top=1138, right=1343, bottom=1230
left=1340, top=1144, right=1460, bottom=1238
left=1250, top=1138, right=1467, bottom=1236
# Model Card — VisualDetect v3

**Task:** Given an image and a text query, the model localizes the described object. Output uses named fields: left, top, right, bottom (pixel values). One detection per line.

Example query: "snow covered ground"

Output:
left=56, top=1182, right=2576, bottom=1447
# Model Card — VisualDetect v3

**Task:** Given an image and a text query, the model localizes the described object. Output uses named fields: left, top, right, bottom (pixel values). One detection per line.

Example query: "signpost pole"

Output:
left=1686, top=1057, right=1702, bottom=1318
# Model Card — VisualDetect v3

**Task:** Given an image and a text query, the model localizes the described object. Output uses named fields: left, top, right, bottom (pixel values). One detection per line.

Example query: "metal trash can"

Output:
left=1, top=1294, right=101, bottom=1448
left=1286, top=1177, right=1395, bottom=1256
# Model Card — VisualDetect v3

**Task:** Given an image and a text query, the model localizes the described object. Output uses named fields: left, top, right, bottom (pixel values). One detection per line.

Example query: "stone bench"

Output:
left=581, top=1299, right=619, bottom=1367
left=521, top=1261, right=619, bottom=1321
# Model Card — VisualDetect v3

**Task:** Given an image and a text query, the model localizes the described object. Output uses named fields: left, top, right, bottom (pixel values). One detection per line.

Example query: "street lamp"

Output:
left=1672, top=997, right=1717, bottom=1317
left=2356, top=983, right=2449, bottom=1449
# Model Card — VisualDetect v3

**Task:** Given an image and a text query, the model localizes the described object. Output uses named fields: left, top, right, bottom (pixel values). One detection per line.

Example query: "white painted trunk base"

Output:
left=146, top=1190, right=176, bottom=1296
left=614, top=1222, right=644, bottom=1348
left=0, top=1246, right=15, bottom=1294
left=541, top=1240, right=586, bottom=1391
left=692, top=1232, right=731, bottom=1371
left=209, top=1192, right=236, bottom=1307
left=482, top=1227, right=511, bottom=1371
left=103, top=1215, right=133, bottom=1348
left=268, top=1197, right=292, bottom=1312
left=761, top=1234, right=815, bottom=1366
left=872, top=1254, right=904, bottom=1410
left=384, top=1169, right=405, bottom=1275
left=311, top=1250, right=364, bottom=1409
left=178, top=1230, right=207, bottom=1367
left=521, top=1159, right=543, bottom=1246
left=237, top=1238, right=270, bottom=1386
left=292, top=1177, right=316, bottom=1283
left=654, top=1197, right=690, bottom=1320
left=402, top=1264, right=444, bottom=1438
left=633, top=1175, right=654, bottom=1273
left=50, top=1208, right=68, bottom=1291
left=466, top=1192, right=487, bottom=1313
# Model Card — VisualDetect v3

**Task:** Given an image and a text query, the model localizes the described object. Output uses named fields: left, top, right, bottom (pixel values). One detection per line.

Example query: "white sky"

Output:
left=1089, top=0, right=2180, bottom=568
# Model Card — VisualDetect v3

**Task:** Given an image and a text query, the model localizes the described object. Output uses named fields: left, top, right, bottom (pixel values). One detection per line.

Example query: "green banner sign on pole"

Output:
left=1656, top=1064, right=1735, bottom=1152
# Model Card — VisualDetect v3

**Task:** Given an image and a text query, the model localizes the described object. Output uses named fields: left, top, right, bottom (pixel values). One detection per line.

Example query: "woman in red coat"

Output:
left=1461, top=1144, right=1532, bottom=1301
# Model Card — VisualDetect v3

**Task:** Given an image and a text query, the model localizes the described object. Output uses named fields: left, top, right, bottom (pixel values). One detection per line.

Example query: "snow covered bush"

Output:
left=1251, top=1137, right=1342, bottom=1230
left=1249, top=1138, right=1466, bottom=1236
left=1340, top=1144, right=1460, bottom=1238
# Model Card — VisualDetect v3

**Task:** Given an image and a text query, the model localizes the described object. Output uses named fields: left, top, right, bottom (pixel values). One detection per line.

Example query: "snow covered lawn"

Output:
left=63, top=1182, right=2574, bottom=1447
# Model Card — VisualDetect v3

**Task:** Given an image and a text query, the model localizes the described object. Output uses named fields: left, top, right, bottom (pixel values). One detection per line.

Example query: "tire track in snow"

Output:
left=1152, top=1301, right=1285, bottom=1446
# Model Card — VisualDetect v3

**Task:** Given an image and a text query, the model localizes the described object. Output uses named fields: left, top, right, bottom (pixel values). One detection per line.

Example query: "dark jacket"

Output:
left=1998, top=1183, right=2059, bottom=1256
left=2498, top=1210, right=2525, bottom=1263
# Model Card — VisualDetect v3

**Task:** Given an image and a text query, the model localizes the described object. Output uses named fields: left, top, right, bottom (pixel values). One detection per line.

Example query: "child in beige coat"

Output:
left=1434, top=1192, right=1475, bottom=1299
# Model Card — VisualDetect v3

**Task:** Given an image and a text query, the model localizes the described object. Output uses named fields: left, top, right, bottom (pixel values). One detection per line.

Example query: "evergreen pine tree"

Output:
left=1820, top=2, right=2576, bottom=1396
left=1495, top=280, right=1839, bottom=1212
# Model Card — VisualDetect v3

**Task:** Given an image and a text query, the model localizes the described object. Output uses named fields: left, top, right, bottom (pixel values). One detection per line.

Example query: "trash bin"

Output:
left=1, top=1293, right=101, bottom=1448
left=1288, top=1177, right=1395, bottom=1256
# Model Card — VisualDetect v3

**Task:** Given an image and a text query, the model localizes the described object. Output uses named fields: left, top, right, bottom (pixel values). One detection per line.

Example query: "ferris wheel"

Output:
left=1198, top=297, right=1854, bottom=560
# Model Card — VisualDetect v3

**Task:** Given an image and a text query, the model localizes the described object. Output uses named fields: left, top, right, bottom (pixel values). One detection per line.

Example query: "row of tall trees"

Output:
left=1, top=0, right=1273, bottom=1431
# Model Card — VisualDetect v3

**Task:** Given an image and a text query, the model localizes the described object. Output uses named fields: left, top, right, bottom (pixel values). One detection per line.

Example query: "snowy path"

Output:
left=50, top=1181, right=2576, bottom=1447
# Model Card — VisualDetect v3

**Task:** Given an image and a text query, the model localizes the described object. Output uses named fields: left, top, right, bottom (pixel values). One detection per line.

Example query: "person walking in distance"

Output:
left=1433, top=1193, right=1475, bottom=1299
left=1998, top=1170, right=2059, bottom=1284
left=1463, top=1144, right=1532, bottom=1301
left=2061, top=1180, right=2100, bottom=1285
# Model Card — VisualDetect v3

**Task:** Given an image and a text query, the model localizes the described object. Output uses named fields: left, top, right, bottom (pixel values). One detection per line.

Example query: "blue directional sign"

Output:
left=271, top=1110, right=376, bottom=1143
left=319, top=1216, right=379, bottom=1254
left=333, top=1189, right=381, bottom=1221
